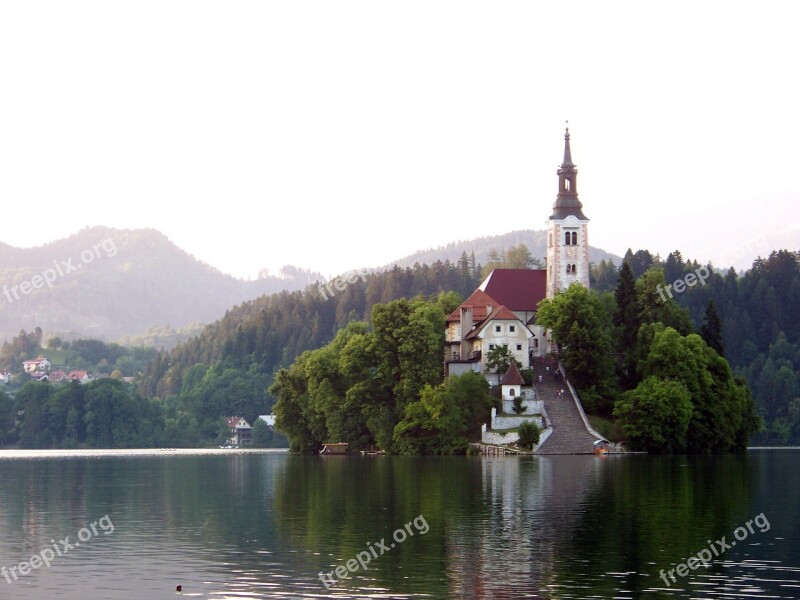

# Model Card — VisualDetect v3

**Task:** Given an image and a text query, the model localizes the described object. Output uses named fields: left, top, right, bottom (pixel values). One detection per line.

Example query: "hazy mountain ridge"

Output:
left=0, top=227, right=322, bottom=344
left=384, top=229, right=621, bottom=269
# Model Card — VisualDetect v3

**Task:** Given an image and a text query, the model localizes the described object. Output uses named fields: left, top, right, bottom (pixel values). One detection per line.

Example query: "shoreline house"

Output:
left=444, top=127, right=590, bottom=382
left=226, top=416, right=252, bottom=446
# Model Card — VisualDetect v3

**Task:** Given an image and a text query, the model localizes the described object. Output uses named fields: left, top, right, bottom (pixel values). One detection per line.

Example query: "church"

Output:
left=444, top=127, right=590, bottom=378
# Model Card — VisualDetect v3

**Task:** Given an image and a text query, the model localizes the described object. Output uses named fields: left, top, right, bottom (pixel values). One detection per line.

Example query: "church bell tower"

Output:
left=546, top=126, right=590, bottom=298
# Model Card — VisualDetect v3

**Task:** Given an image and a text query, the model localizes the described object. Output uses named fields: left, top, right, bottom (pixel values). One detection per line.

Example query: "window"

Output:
left=509, top=388, right=516, bottom=397
left=509, top=325, right=516, bottom=333
left=566, top=264, right=571, bottom=274
left=489, top=344, right=495, bottom=350
left=572, top=264, right=577, bottom=273
left=571, top=231, right=577, bottom=245
left=564, top=178, right=571, bottom=191
left=565, top=232, right=570, bottom=245
left=516, top=344, right=522, bottom=351
left=534, top=339, right=539, bottom=349
left=495, top=325, right=501, bottom=333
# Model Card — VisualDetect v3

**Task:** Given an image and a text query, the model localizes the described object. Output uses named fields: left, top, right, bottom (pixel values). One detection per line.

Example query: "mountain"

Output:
left=383, top=229, right=621, bottom=269
left=0, top=227, right=322, bottom=345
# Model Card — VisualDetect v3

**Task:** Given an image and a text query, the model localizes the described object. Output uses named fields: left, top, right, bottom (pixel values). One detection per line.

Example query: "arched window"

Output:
left=566, top=264, right=571, bottom=274
left=564, top=179, right=571, bottom=191
left=571, top=232, right=577, bottom=245
left=572, top=264, right=577, bottom=273
left=565, top=232, right=570, bottom=245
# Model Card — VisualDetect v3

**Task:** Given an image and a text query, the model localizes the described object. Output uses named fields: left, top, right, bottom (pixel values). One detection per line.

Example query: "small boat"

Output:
left=320, top=442, right=350, bottom=455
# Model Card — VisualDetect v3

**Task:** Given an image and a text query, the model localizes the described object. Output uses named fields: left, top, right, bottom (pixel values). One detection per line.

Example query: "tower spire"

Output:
left=550, top=124, right=587, bottom=220
left=562, top=122, right=574, bottom=167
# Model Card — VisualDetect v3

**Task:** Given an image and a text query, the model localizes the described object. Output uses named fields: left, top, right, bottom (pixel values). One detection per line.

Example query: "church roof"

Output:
left=501, top=361, right=525, bottom=386
left=478, top=269, right=547, bottom=312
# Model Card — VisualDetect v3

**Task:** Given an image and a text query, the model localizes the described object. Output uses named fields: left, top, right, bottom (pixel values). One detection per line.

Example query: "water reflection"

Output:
left=0, top=450, right=797, bottom=599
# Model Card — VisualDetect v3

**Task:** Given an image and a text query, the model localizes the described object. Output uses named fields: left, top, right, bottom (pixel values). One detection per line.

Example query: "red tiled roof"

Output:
left=478, top=269, right=547, bottom=312
left=67, top=370, right=88, bottom=380
left=446, top=289, right=500, bottom=323
left=501, top=361, right=525, bottom=386
left=465, top=305, right=528, bottom=339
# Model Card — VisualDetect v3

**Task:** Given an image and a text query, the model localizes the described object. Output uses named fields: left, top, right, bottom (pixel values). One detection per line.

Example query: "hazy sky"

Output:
left=2, top=1, right=798, bottom=279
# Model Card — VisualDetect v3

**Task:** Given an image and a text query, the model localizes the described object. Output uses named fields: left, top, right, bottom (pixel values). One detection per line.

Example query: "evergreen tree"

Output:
left=613, top=261, right=640, bottom=389
left=700, top=300, right=724, bottom=356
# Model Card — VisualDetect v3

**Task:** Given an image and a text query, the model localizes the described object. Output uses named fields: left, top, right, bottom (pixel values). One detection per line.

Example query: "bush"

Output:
left=518, top=421, right=540, bottom=449
left=512, top=396, right=527, bottom=414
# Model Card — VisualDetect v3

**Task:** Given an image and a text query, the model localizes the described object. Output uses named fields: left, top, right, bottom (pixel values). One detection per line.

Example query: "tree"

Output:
left=485, top=346, right=519, bottom=383
left=637, top=326, right=760, bottom=453
left=534, top=283, right=617, bottom=414
left=517, top=421, right=540, bottom=449
left=700, top=300, right=724, bottom=356
left=251, top=418, right=272, bottom=447
left=393, top=372, right=491, bottom=454
left=613, top=376, right=692, bottom=453
left=614, top=261, right=640, bottom=389
left=512, top=396, right=527, bottom=414
left=505, top=244, right=535, bottom=269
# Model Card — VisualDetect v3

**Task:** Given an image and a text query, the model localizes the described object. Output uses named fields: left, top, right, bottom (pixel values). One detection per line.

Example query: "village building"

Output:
left=225, top=416, right=252, bottom=446
left=23, top=356, right=51, bottom=374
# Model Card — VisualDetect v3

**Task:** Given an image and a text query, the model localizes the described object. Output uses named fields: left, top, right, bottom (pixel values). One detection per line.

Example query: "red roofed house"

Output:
left=66, top=370, right=90, bottom=384
left=226, top=416, right=252, bottom=446
left=48, top=370, right=68, bottom=383
left=23, top=356, right=51, bottom=374
left=445, top=284, right=542, bottom=378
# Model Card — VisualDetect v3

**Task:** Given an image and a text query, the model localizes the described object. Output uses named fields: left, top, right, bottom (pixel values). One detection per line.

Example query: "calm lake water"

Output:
left=0, top=449, right=798, bottom=599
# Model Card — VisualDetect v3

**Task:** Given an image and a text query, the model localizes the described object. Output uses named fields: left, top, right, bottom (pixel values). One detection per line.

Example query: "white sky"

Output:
left=1, top=1, right=798, bottom=279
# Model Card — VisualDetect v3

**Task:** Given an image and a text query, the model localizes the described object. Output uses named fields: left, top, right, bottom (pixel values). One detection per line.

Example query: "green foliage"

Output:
left=590, top=259, right=619, bottom=292
left=534, top=283, right=617, bottom=414
left=614, top=261, right=640, bottom=389
left=635, top=268, right=693, bottom=336
left=272, top=298, right=448, bottom=453
left=9, top=378, right=171, bottom=448
left=512, top=396, right=527, bottom=414
left=394, top=372, right=491, bottom=454
left=614, top=376, right=693, bottom=453
left=629, top=327, right=761, bottom=453
left=700, top=300, right=724, bottom=356
left=517, top=421, right=540, bottom=449
left=250, top=417, right=288, bottom=448
left=485, top=346, right=519, bottom=378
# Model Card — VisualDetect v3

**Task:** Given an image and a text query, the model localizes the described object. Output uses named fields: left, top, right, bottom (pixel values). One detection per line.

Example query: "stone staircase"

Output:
left=531, top=358, right=602, bottom=455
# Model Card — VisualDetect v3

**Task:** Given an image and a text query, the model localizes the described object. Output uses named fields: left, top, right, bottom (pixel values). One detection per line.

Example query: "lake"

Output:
left=0, top=448, right=798, bottom=599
